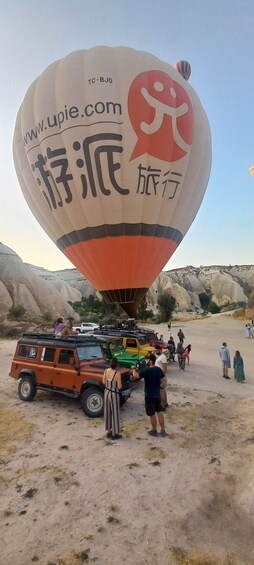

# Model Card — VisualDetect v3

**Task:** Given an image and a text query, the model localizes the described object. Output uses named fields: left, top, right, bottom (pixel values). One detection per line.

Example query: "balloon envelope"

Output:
left=173, top=60, right=192, bottom=81
left=249, top=165, right=254, bottom=176
left=13, top=46, right=211, bottom=315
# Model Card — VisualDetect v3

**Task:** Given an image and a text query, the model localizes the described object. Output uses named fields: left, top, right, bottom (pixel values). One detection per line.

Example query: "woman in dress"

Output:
left=103, top=357, right=122, bottom=439
left=233, top=350, right=245, bottom=383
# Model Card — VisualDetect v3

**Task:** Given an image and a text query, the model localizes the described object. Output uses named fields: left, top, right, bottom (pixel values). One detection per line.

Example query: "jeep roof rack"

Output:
left=20, top=332, right=100, bottom=343
left=94, top=328, right=147, bottom=338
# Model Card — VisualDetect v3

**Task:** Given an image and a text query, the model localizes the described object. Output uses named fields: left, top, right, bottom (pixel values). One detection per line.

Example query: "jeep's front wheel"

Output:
left=18, top=376, right=37, bottom=401
left=81, top=387, right=104, bottom=418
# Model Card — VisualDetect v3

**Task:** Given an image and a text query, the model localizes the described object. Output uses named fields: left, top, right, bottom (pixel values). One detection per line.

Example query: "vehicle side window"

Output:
left=126, top=339, right=137, bottom=348
left=41, top=347, right=56, bottom=362
left=59, top=349, right=75, bottom=365
left=17, top=345, right=38, bottom=358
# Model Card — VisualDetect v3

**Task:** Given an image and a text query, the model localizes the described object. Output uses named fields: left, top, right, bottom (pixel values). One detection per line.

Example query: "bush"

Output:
left=8, top=304, right=26, bottom=320
left=209, top=301, right=221, bottom=314
left=42, top=311, right=53, bottom=323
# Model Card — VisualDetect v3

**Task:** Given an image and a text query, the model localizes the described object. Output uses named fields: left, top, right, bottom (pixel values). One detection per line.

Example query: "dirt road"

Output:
left=1, top=315, right=254, bottom=565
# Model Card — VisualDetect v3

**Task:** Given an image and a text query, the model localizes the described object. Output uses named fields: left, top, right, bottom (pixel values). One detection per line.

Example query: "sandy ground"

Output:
left=1, top=314, right=254, bottom=565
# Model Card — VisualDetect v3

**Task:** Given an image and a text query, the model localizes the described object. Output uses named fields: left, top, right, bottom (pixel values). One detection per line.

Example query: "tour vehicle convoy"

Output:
left=9, top=333, right=134, bottom=418
left=93, top=328, right=169, bottom=360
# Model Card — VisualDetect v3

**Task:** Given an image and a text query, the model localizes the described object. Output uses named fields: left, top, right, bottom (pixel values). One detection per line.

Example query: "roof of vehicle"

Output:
left=17, top=333, right=104, bottom=348
left=91, top=334, right=123, bottom=344
left=93, top=328, right=148, bottom=339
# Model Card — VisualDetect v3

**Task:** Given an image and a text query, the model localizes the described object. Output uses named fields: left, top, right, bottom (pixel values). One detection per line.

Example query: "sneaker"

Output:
left=161, top=430, right=167, bottom=437
left=148, top=429, right=158, bottom=437
left=161, top=407, right=167, bottom=412
left=111, top=434, right=122, bottom=440
left=225, top=376, right=230, bottom=379
left=106, top=432, right=112, bottom=438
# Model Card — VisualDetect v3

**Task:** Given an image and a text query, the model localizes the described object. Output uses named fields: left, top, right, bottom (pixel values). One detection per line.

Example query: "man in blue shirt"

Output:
left=133, top=354, right=167, bottom=437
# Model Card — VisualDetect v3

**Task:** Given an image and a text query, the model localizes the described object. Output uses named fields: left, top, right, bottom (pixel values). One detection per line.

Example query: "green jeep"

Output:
left=93, top=335, right=147, bottom=370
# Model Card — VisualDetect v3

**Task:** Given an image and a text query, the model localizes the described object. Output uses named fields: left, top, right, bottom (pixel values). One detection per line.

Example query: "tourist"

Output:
left=133, top=354, right=167, bottom=437
left=219, top=342, right=231, bottom=379
left=103, top=357, right=122, bottom=440
left=177, top=329, right=185, bottom=343
left=233, top=351, right=245, bottom=383
left=154, top=345, right=168, bottom=411
left=184, top=344, right=192, bottom=364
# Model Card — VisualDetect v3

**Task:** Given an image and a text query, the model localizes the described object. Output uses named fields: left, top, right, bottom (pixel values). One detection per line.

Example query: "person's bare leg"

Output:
left=157, top=412, right=165, bottom=431
left=150, top=414, right=157, bottom=430
left=160, top=389, right=168, bottom=408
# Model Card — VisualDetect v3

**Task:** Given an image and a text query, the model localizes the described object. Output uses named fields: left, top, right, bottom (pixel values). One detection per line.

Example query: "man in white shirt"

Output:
left=155, top=345, right=168, bottom=411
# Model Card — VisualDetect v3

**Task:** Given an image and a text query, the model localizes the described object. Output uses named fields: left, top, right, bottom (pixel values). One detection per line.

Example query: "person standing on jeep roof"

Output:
left=133, top=354, right=167, bottom=437
left=103, top=357, right=122, bottom=440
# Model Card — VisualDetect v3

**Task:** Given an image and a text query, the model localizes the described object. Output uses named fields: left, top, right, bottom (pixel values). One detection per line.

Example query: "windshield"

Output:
left=77, top=343, right=103, bottom=361
left=137, top=336, right=148, bottom=345
left=109, top=338, right=123, bottom=351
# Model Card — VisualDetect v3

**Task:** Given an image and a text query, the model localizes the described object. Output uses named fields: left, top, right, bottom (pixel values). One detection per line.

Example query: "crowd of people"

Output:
left=53, top=315, right=249, bottom=440
left=103, top=325, right=193, bottom=441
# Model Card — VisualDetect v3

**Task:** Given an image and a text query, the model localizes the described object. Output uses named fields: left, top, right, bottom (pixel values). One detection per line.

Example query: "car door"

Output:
left=38, top=346, right=77, bottom=392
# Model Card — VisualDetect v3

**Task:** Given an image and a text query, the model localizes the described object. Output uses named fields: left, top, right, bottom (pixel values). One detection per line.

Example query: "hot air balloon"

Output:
left=173, top=60, right=192, bottom=81
left=249, top=165, right=254, bottom=176
left=13, top=47, right=211, bottom=315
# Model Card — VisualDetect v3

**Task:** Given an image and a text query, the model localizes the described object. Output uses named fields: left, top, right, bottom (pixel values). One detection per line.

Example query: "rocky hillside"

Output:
left=1, top=242, right=253, bottom=321
left=0, top=243, right=78, bottom=323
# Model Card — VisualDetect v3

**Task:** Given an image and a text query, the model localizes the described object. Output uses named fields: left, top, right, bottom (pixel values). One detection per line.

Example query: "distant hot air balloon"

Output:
left=173, top=60, right=192, bottom=81
left=13, top=47, right=211, bottom=315
left=249, top=165, right=254, bottom=176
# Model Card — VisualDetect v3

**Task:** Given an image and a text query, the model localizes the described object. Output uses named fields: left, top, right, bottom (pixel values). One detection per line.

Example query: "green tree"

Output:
left=136, top=296, right=154, bottom=322
left=209, top=301, right=221, bottom=314
left=157, top=292, right=176, bottom=323
left=198, top=292, right=211, bottom=311
left=9, top=304, right=26, bottom=320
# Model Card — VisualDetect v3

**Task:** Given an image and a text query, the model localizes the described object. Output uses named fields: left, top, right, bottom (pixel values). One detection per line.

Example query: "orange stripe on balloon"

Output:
left=63, top=236, right=178, bottom=290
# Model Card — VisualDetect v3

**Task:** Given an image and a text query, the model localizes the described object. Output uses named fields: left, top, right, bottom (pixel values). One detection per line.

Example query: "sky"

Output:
left=1, top=0, right=254, bottom=273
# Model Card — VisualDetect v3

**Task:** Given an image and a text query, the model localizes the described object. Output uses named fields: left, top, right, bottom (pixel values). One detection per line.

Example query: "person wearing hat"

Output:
left=133, top=354, right=167, bottom=437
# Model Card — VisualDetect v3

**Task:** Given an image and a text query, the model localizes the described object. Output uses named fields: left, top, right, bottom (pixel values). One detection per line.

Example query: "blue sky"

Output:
left=1, top=0, right=253, bottom=271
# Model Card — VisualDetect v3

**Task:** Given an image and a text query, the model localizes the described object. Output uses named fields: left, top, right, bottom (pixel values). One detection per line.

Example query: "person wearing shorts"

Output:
left=219, top=342, right=231, bottom=379
left=133, top=354, right=167, bottom=437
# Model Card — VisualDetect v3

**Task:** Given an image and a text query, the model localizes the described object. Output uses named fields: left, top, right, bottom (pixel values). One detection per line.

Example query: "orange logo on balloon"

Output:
left=128, top=70, right=194, bottom=162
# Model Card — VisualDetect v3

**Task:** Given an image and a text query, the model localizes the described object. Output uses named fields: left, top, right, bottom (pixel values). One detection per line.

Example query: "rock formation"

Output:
left=1, top=242, right=253, bottom=321
left=0, top=243, right=78, bottom=322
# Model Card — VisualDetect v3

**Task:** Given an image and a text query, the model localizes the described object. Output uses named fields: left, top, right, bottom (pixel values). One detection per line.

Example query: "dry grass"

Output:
left=170, top=546, right=240, bottom=565
left=168, top=405, right=204, bottom=424
left=122, top=418, right=148, bottom=436
left=0, top=404, right=34, bottom=458
left=142, top=447, right=167, bottom=461
left=16, top=465, right=80, bottom=487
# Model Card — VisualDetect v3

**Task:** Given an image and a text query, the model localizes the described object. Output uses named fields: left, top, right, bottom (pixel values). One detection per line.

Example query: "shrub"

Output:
left=209, top=301, right=221, bottom=314
left=42, top=311, right=53, bottom=323
left=8, top=304, right=26, bottom=320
